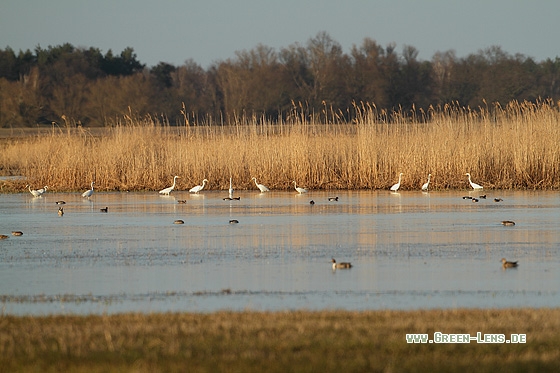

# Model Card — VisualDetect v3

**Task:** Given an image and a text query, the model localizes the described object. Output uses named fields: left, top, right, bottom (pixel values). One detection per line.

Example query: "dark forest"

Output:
left=1, top=32, right=559, bottom=127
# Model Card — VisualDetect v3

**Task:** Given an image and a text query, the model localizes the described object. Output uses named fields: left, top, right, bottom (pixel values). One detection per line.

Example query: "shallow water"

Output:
left=1, top=189, right=559, bottom=315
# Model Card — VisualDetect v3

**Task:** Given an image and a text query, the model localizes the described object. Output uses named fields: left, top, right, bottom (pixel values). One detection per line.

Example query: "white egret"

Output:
left=26, top=185, right=42, bottom=197
left=228, top=177, right=234, bottom=199
left=465, top=173, right=483, bottom=190
left=390, top=173, right=403, bottom=192
left=293, top=181, right=307, bottom=194
left=36, top=186, right=48, bottom=195
left=251, top=177, right=270, bottom=192
left=189, top=179, right=208, bottom=193
left=82, top=182, right=95, bottom=198
left=331, top=258, right=353, bottom=269
left=421, top=174, right=431, bottom=191
left=159, top=175, right=180, bottom=195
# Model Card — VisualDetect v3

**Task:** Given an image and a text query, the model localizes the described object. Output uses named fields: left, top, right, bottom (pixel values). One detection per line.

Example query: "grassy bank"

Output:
left=1, top=309, right=559, bottom=372
left=1, top=99, right=560, bottom=192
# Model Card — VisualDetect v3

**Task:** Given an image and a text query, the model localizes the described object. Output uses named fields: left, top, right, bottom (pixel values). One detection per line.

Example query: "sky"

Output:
left=1, top=0, right=559, bottom=69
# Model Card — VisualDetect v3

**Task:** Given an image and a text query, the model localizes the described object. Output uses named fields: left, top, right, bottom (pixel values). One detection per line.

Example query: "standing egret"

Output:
left=82, top=182, right=95, bottom=198
left=159, top=176, right=180, bottom=195
left=37, top=186, right=48, bottom=195
left=189, top=179, right=208, bottom=193
left=228, top=177, right=234, bottom=199
left=421, top=174, right=431, bottom=191
left=251, top=177, right=270, bottom=192
left=26, top=185, right=42, bottom=197
left=465, top=173, right=483, bottom=190
left=390, top=173, right=403, bottom=192
left=293, top=181, right=307, bottom=194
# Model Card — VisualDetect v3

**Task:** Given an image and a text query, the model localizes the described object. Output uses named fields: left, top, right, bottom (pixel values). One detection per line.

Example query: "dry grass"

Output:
left=1, top=99, right=560, bottom=192
left=1, top=309, right=559, bottom=372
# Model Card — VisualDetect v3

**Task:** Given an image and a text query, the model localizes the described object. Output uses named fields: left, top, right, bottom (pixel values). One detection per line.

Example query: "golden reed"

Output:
left=1, top=99, right=559, bottom=192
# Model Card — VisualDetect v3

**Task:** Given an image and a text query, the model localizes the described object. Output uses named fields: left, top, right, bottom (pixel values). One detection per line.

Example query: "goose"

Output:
left=465, top=173, right=483, bottom=190
left=82, top=182, right=95, bottom=198
left=251, top=177, right=270, bottom=192
left=331, top=258, right=352, bottom=269
left=293, top=181, right=307, bottom=194
left=189, top=179, right=208, bottom=193
left=501, top=258, right=518, bottom=268
left=390, top=173, right=403, bottom=192
left=421, top=174, right=431, bottom=191
left=159, top=176, right=180, bottom=195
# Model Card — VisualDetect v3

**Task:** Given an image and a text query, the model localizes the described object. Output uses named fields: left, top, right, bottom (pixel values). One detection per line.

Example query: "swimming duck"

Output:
left=58, top=207, right=64, bottom=216
left=11, top=231, right=23, bottom=236
left=328, top=197, right=339, bottom=201
left=501, top=221, right=515, bottom=226
left=501, top=258, right=518, bottom=268
left=100, top=207, right=108, bottom=213
left=331, top=258, right=352, bottom=269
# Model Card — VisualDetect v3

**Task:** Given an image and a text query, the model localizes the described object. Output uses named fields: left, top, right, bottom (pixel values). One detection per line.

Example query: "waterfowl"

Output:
left=494, top=198, right=503, bottom=202
left=82, top=182, right=95, bottom=198
left=159, top=176, right=180, bottom=195
left=56, top=201, right=66, bottom=205
left=501, top=221, right=515, bottom=226
left=331, top=258, right=352, bottom=269
left=58, top=207, right=64, bottom=216
left=229, top=219, right=239, bottom=224
left=11, top=231, right=23, bottom=236
left=26, top=185, right=42, bottom=197
left=501, top=258, right=518, bottom=268
left=479, top=195, right=486, bottom=199
left=37, top=186, right=48, bottom=195
left=174, top=219, right=184, bottom=224
left=465, top=173, right=483, bottom=190
left=251, top=177, right=270, bottom=192
left=177, top=200, right=187, bottom=204
left=390, top=173, right=403, bottom=192
left=0, top=234, right=8, bottom=240
left=189, top=179, right=208, bottom=193
left=293, top=181, right=307, bottom=194
left=462, top=196, right=473, bottom=200
left=328, top=197, right=339, bottom=201
left=228, top=177, right=234, bottom=199
left=421, top=174, right=431, bottom=191
left=309, top=200, right=315, bottom=205
left=100, top=207, right=108, bottom=213
left=472, top=198, right=479, bottom=203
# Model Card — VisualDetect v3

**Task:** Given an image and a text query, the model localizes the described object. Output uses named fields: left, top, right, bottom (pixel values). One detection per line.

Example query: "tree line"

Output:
left=1, top=32, right=559, bottom=127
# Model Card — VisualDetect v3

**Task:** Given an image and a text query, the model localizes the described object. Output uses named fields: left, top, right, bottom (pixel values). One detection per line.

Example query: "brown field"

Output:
left=1, top=309, right=559, bottom=372
left=1, top=99, right=560, bottom=193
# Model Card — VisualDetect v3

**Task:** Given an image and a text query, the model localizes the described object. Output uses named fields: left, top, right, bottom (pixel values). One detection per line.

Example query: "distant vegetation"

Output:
left=2, top=99, right=559, bottom=191
left=1, top=32, right=559, bottom=127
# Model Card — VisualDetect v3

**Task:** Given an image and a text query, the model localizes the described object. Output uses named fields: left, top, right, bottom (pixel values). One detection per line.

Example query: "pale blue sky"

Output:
left=1, top=0, right=558, bottom=68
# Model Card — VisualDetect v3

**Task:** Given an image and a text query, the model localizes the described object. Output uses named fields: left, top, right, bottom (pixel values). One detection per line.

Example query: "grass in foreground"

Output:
left=1, top=308, right=559, bottom=372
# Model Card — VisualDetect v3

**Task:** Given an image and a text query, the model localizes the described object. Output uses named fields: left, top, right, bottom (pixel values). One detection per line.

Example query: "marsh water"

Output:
left=1, top=189, right=559, bottom=315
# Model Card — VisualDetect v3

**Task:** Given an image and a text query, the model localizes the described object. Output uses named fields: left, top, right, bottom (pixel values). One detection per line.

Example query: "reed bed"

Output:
left=1, top=309, right=559, bottom=372
left=1, top=99, right=560, bottom=192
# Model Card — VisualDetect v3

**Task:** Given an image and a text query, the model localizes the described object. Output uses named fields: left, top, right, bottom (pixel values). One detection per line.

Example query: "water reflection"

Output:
left=0, top=190, right=559, bottom=315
